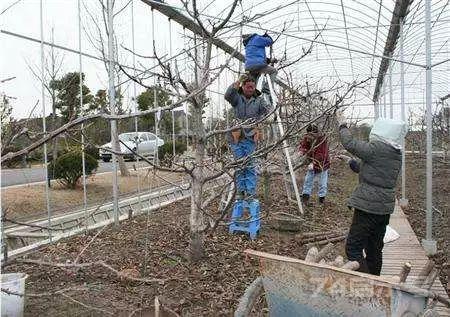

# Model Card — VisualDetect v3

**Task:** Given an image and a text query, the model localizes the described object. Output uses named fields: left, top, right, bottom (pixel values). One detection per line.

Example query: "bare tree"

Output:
left=26, top=28, right=66, bottom=161
left=433, top=101, right=450, bottom=160
left=2, top=1, right=370, bottom=264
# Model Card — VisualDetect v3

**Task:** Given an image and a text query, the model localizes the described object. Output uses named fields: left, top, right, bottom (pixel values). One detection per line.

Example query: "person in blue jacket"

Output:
left=224, top=74, right=271, bottom=199
left=243, top=33, right=277, bottom=83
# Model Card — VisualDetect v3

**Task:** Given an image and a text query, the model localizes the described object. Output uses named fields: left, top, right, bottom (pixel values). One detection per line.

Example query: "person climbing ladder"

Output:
left=224, top=74, right=271, bottom=239
left=242, top=32, right=278, bottom=83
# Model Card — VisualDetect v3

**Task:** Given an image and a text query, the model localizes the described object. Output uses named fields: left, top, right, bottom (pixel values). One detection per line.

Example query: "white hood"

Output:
left=369, top=118, right=408, bottom=150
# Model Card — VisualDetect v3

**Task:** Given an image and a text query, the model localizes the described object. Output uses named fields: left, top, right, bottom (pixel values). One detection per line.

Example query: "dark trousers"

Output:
left=345, top=209, right=390, bottom=276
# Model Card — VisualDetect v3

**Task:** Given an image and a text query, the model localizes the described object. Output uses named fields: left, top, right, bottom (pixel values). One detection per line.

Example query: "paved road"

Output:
left=1, top=161, right=147, bottom=187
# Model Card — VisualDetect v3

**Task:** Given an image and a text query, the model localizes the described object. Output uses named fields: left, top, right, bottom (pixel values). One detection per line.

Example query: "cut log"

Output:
left=299, top=232, right=345, bottom=244
left=416, top=260, right=435, bottom=286
left=313, top=235, right=346, bottom=246
left=305, top=247, right=319, bottom=263
left=315, top=243, right=334, bottom=263
left=341, top=261, right=360, bottom=271
left=329, top=255, right=344, bottom=268
left=421, top=269, right=438, bottom=290
left=398, top=262, right=412, bottom=283
left=297, top=230, right=344, bottom=239
left=418, top=260, right=435, bottom=278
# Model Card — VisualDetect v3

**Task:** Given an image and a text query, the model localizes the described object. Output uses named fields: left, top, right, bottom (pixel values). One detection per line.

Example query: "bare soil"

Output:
left=4, top=162, right=356, bottom=316
left=1, top=169, right=183, bottom=221
left=4, top=157, right=448, bottom=315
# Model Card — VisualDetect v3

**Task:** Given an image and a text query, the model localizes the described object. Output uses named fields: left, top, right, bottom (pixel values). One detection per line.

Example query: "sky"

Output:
left=1, top=0, right=193, bottom=119
left=1, top=0, right=449, bottom=123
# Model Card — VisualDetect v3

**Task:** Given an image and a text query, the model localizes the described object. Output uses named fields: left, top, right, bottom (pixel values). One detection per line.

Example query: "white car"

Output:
left=100, top=132, right=164, bottom=162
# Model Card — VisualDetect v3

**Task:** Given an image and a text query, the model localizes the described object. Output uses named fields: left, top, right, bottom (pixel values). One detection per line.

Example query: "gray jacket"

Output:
left=224, top=84, right=271, bottom=141
left=339, top=125, right=402, bottom=215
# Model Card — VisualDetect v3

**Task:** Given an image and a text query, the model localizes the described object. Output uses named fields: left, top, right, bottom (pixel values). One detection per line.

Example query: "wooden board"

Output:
left=381, top=206, right=450, bottom=316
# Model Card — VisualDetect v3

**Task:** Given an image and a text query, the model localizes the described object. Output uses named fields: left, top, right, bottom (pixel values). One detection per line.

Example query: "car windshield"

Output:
left=118, top=133, right=137, bottom=142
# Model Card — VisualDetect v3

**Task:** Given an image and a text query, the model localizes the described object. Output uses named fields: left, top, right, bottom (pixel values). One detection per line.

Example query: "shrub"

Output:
left=158, top=141, right=187, bottom=166
left=84, top=144, right=100, bottom=160
left=48, top=150, right=98, bottom=189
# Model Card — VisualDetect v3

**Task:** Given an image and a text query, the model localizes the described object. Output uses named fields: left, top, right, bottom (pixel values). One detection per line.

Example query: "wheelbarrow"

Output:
left=237, top=249, right=450, bottom=317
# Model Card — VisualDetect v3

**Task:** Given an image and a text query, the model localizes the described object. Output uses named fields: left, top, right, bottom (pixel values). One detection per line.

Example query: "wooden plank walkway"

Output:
left=382, top=206, right=450, bottom=316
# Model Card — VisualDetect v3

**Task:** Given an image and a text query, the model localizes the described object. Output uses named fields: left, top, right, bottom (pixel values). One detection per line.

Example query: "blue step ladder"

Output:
left=229, top=199, right=260, bottom=240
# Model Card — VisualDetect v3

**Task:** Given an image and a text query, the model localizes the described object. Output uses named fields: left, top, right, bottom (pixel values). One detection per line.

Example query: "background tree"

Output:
left=137, top=86, right=181, bottom=136
left=89, top=88, right=124, bottom=114
left=26, top=28, right=65, bottom=160
left=49, top=72, right=93, bottom=122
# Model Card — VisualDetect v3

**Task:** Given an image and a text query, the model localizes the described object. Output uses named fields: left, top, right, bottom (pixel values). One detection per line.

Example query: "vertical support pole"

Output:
left=422, top=0, right=436, bottom=255
left=107, top=0, right=120, bottom=227
left=266, top=75, right=303, bottom=214
left=389, top=57, right=393, bottom=119
left=78, top=0, right=88, bottom=230
left=152, top=9, right=159, bottom=164
left=383, top=83, right=387, bottom=118
left=131, top=0, right=141, bottom=214
left=224, top=53, right=229, bottom=128
left=399, top=18, right=408, bottom=205
left=374, top=100, right=379, bottom=119
left=169, top=18, right=176, bottom=158
left=185, top=103, right=189, bottom=149
left=238, top=23, right=243, bottom=75
left=40, top=0, right=52, bottom=242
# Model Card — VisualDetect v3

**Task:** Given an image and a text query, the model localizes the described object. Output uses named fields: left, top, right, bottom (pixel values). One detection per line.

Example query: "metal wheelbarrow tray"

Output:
left=245, top=249, right=442, bottom=317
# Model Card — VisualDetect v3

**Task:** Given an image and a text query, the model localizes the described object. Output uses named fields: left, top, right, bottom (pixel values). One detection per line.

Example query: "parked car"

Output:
left=99, top=132, right=164, bottom=162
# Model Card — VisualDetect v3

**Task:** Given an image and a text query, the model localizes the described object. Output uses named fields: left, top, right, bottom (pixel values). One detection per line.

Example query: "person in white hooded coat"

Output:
left=338, top=117, right=408, bottom=276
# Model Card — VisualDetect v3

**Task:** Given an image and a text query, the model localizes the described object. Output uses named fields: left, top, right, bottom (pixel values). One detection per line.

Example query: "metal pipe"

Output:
left=40, top=0, right=52, bottom=242
left=423, top=0, right=436, bottom=255
left=400, top=18, right=407, bottom=201
left=152, top=9, right=159, bottom=164
left=374, top=100, right=379, bottom=119
left=169, top=19, right=176, bottom=158
left=266, top=74, right=303, bottom=214
left=78, top=0, right=88, bottom=230
left=107, top=0, right=120, bottom=227
left=389, top=58, right=393, bottom=119
left=131, top=0, right=141, bottom=214
left=383, top=83, right=387, bottom=118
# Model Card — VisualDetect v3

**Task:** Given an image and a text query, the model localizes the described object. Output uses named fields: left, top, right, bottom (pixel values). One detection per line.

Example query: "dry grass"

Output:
left=2, top=168, right=183, bottom=221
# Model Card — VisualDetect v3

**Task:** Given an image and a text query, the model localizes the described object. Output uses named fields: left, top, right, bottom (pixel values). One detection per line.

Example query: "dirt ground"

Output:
left=3, top=156, right=448, bottom=315
left=4, top=162, right=356, bottom=316
left=1, top=168, right=183, bottom=221
left=400, top=155, right=449, bottom=293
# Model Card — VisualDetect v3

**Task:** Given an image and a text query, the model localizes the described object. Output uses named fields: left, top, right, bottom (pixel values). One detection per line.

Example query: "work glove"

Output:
left=239, top=73, right=253, bottom=85
left=335, top=109, right=347, bottom=127
left=253, top=128, right=263, bottom=143
left=337, top=154, right=352, bottom=163
left=231, top=129, right=242, bottom=144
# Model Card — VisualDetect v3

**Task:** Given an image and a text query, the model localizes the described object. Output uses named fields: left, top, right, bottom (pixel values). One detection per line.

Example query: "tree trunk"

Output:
left=112, top=133, right=130, bottom=176
left=51, top=97, right=58, bottom=163
left=189, top=106, right=205, bottom=261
